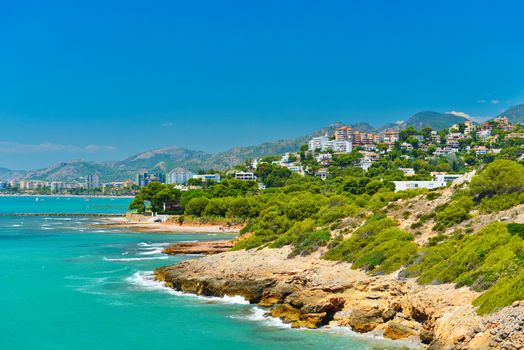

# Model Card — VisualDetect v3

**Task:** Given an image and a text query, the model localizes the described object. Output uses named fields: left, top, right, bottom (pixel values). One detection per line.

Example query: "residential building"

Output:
left=316, top=168, right=329, bottom=180
left=235, top=172, right=257, bottom=181
left=433, top=174, right=463, bottom=183
left=392, top=180, right=447, bottom=192
left=335, top=126, right=352, bottom=141
left=399, top=168, right=415, bottom=176
left=315, top=153, right=332, bottom=162
left=383, top=130, right=399, bottom=144
left=308, top=135, right=330, bottom=151
left=430, top=131, right=441, bottom=144
left=308, top=135, right=352, bottom=153
left=168, top=169, right=195, bottom=185
left=353, top=131, right=379, bottom=146
left=135, top=173, right=166, bottom=188
left=323, top=140, right=352, bottom=153
left=49, top=182, right=65, bottom=192
left=0, top=181, right=6, bottom=190
left=87, top=174, right=100, bottom=189
left=192, top=174, right=221, bottom=183
left=474, top=146, right=488, bottom=155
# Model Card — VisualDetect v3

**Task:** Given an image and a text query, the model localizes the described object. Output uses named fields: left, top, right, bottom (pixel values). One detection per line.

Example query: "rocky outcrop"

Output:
left=162, top=240, right=233, bottom=255
left=153, top=247, right=518, bottom=349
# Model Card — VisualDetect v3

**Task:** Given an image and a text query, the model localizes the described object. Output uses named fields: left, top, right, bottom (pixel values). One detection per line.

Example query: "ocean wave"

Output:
left=138, top=248, right=165, bottom=256
left=126, top=271, right=249, bottom=305
left=11, top=224, right=22, bottom=227
left=230, top=307, right=291, bottom=328
left=137, top=242, right=170, bottom=248
left=324, top=326, right=420, bottom=348
left=103, top=256, right=169, bottom=262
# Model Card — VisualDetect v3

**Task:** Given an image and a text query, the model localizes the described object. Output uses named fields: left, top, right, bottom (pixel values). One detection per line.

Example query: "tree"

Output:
left=470, top=160, right=524, bottom=200
left=129, top=183, right=181, bottom=214
left=185, top=197, right=210, bottom=216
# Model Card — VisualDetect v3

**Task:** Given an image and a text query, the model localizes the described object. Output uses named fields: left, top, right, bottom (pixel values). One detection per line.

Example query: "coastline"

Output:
left=154, top=246, right=524, bottom=349
left=94, top=217, right=241, bottom=234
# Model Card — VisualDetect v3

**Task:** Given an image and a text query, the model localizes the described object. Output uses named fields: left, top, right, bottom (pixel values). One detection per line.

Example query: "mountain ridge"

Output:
left=2, top=105, right=520, bottom=182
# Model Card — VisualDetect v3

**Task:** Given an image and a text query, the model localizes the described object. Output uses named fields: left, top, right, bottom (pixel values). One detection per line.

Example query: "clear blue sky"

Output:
left=1, top=0, right=523, bottom=169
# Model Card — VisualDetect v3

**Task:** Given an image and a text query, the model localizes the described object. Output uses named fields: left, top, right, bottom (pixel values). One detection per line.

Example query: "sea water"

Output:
left=0, top=196, right=407, bottom=349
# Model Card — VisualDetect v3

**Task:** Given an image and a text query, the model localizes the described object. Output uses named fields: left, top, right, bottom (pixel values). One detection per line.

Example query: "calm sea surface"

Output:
left=0, top=196, right=405, bottom=349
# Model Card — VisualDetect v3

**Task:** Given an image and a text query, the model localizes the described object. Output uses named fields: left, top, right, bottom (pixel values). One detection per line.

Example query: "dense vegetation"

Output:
left=130, top=134, right=524, bottom=314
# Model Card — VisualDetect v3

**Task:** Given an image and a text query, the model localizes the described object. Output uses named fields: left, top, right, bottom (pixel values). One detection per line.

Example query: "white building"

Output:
left=308, top=135, right=329, bottom=151
left=392, top=181, right=447, bottom=192
left=234, top=172, right=257, bottom=181
left=399, top=168, right=415, bottom=176
left=308, top=135, right=352, bottom=153
left=168, top=169, right=195, bottom=185
left=0, top=181, right=6, bottom=190
left=192, top=174, right=221, bottom=183
left=433, top=174, right=463, bottom=183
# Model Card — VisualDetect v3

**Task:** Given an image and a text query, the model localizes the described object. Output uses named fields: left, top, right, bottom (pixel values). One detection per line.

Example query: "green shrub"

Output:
left=406, top=222, right=524, bottom=292
left=426, top=192, right=441, bottom=201
left=479, top=192, right=524, bottom=213
left=508, top=223, right=524, bottom=239
left=473, top=268, right=524, bottom=315
left=290, top=230, right=331, bottom=257
left=433, top=195, right=473, bottom=231
left=323, top=215, right=417, bottom=274
left=470, top=160, right=524, bottom=200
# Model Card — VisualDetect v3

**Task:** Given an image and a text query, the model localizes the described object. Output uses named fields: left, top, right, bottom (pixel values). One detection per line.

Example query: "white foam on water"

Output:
left=103, top=256, right=169, bottom=262
left=47, top=218, right=73, bottom=221
left=126, top=271, right=249, bottom=305
left=138, top=248, right=165, bottom=256
left=326, top=325, right=420, bottom=348
left=137, top=242, right=170, bottom=248
left=230, top=307, right=291, bottom=328
left=11, top=224, right=22, bottom=227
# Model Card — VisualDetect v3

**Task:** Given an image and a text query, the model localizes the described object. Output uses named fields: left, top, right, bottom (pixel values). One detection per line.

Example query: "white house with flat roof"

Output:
left=192, top=174, right=221, bottom=183
left=235, top=172, right=257, bottom=181
left=392, top=180, right=447, bottom=192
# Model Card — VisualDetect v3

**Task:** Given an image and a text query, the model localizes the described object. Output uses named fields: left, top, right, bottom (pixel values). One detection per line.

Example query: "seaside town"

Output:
left=2, top=116, right=522, bottom=196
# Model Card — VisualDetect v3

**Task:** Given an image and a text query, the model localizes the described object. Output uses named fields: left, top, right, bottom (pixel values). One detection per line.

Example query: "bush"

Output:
left=323, top=215, right=417, bottom=274
left=470, top=160, right=524, bottom=200
left=479, top=192, right=524, bottom=213
left=433, top=195, right=473, bottom=231
left=406, top=222, right=524, bottom=292
left=290, top=230, right=331, bottom=257
left=473, top=268, right=524, bottom=315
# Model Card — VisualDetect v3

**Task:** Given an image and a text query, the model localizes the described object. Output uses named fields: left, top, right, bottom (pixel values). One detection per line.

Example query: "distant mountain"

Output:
left=403, top=111, right=468, bottom=131
left=497, top=103, right=524, bottom=124
left=0, top=167, right=26, bottom=181
left=5, top=122, right=379, bottom=182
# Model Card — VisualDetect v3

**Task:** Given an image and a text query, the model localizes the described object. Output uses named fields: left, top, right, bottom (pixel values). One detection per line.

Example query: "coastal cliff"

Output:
left=154, top=247, right=524, bottom=349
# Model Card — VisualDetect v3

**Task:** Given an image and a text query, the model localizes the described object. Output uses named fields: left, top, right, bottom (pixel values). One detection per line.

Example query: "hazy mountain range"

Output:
left=1, top=104, right=523, bottom=182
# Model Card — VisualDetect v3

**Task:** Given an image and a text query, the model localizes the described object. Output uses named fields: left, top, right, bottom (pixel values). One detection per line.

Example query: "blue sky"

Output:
left=1, top=0, right=524, bottom=169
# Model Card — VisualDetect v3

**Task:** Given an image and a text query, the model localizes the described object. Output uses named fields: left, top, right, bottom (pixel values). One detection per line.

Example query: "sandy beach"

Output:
left=94, top=217, right=241, bottom=234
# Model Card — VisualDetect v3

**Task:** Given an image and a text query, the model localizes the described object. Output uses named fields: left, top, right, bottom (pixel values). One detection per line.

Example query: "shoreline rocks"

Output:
left=162, top=240, right=233, bottom=255
left=154, top=247, right=521, bottom=349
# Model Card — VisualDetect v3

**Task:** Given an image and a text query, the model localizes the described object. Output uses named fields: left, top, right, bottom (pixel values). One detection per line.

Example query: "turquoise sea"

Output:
left=0, top=196, right=405, bottom=350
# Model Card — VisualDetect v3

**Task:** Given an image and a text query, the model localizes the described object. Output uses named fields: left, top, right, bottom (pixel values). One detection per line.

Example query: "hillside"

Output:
left=3, top=122, right=376, bottom=182
left=497, top=103, right=524, bottom=124
left=403, top=111, right=467, bottom=130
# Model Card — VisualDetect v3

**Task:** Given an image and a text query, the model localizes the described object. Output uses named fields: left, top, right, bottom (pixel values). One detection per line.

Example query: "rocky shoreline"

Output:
left=152, top=247, right=524, bottom=349
left=162, top=240, right=233, bottom=255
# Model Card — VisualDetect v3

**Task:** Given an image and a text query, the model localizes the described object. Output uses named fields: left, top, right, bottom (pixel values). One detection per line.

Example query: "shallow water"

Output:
left=0, top=196, right=407, bottom=349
